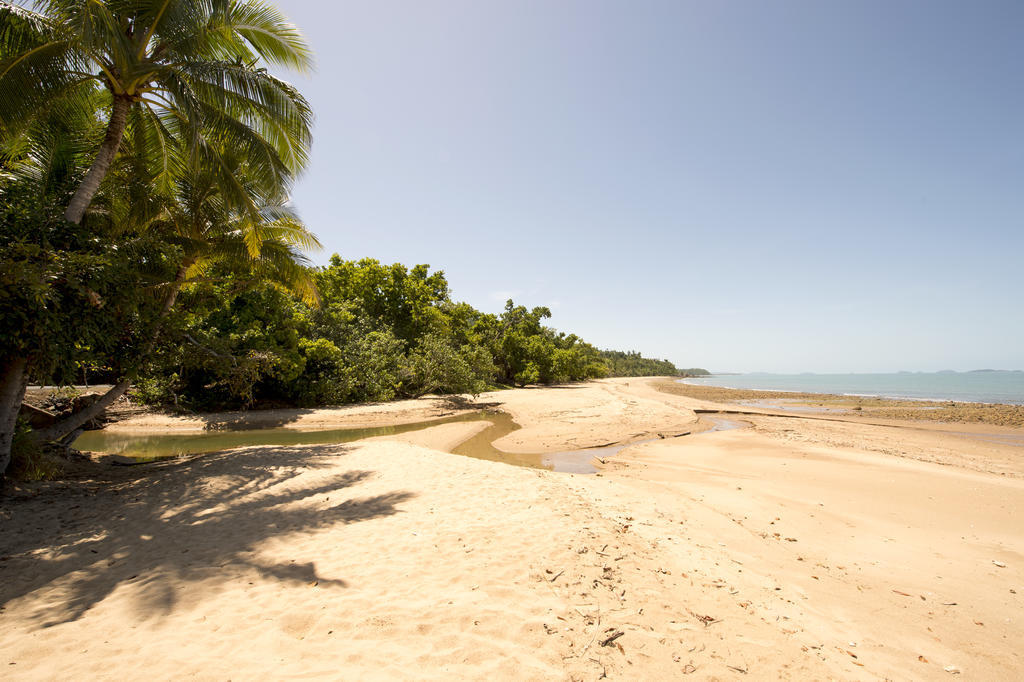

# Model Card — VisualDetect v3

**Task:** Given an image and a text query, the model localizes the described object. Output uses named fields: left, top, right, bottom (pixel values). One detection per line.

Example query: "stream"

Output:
left=74, top=411, right=746, bottom=473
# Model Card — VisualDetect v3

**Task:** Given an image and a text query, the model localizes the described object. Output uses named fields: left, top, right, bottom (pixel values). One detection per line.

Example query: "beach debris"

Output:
left=941, top=602, right=957, bottom=606
left=892, top=589, right=913, bottom=597
left=944, top=665, right=961, bottom=674
left=549, top=570, right=565, bottom=583
left=681, top=664, right=697, bottom=674
left=919, top=655, right=929, bottom=663
left=599, top=629, right=624, bottom=647
left=692, top=612, right=719, bottom=627
left=992, top=560, right=1007, bottom=568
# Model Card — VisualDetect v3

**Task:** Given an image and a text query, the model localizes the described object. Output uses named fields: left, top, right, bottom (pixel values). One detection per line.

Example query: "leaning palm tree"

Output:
left=0, top=0, right=315, bottom=466
left=34, top=127, right=321, bottom=443
left=0, top=0, right=313, bottom=224
left=0, top=87, right=109, bottom=473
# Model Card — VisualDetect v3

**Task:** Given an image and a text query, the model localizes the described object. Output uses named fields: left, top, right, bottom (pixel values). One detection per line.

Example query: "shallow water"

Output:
left=683, top=371, right=1024, bottom=405
left=74, top=410, right=744, bottom=473
left=73, top=411, right=494, bottom=461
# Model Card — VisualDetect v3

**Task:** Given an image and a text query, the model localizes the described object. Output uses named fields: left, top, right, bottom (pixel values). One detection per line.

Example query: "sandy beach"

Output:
left=2, top=378, right=1022, bottom=680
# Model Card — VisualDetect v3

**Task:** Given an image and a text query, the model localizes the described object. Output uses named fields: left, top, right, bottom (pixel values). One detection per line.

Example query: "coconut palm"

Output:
left=34, top=125, right=322, bottom=443
left=0, top=0, right=313, bottom=224
left=0, top=88, right=111, bottom=473
left=0, top=0, right=316, bottom=469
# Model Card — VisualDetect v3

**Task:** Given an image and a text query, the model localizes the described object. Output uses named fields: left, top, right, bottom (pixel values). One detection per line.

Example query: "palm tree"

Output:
left=0, top=0, right=313, bottom=224
left=0, top=87, right=108, bottom=473
left=35, top=127, right=322, bottom=443
left=0, top=0, right=316, bottom=468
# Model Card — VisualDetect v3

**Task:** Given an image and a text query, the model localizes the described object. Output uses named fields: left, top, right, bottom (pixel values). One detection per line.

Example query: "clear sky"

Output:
left=273, top=0, right=1023, bottom=373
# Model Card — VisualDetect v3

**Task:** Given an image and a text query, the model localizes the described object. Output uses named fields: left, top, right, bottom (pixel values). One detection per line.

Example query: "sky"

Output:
left=272, top=0, right=1024, bottom=373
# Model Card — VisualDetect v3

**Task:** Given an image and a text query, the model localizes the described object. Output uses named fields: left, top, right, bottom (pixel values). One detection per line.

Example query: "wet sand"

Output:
left=2, top=378, right=1022, bottom=679
left=658, top=379, right=1024, bottom=428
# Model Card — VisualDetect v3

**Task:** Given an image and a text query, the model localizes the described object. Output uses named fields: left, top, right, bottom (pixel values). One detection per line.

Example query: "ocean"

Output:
left=681, top=371, right=1024, bottom=405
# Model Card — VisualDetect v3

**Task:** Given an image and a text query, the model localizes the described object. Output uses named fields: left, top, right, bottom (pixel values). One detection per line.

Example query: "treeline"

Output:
left=0, top=1, right=691, bottom=475
left=135, top=256, right=681, bottom=410
left=599, top=350, right=679, bottom=378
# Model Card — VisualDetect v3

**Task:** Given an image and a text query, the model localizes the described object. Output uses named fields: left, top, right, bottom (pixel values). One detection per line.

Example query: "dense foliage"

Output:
left=0, top=0, right=318, bottom=473
left=135, top=255, right=683, bottom=410
left=600, top=351, right=679, bottom=378
left=0, top=1, right=691, bottom=477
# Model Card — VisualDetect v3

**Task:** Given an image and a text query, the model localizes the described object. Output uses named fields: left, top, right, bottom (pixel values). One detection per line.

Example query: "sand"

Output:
left=98, top=396, right=471, bottom=432
left=2, top=378, right=1022, bottom=680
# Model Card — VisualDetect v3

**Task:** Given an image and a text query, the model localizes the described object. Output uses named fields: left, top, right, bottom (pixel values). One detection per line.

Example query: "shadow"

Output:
left=436, top=394, right=502, bottom=411
left=0, top=443, right=415, bottom=626
left=199, top=407, right=319, bottom=431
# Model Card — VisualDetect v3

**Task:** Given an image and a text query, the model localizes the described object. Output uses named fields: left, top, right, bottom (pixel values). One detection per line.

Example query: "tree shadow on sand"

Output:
left=0, top=444, right=414, bottom=627
left=199, top=407, right=318, bottom=431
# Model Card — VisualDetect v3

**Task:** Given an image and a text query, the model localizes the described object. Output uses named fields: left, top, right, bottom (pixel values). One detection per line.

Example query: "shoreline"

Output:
left=3, top=377, right=1023, bottom=679
left=662, top=379, right=1024, bottom=428
left=679, top=375, right=1024, bottom=407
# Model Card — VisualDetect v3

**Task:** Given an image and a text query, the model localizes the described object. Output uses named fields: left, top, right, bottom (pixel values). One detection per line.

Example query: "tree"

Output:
left=0, top=0, right=313, bottom=224
left=34, top=132, right=321, bottom=442
left=0, top=92, right=165, bottom=472
left=404, top=332, right=494, bottom=397
left=314, top=257, right=451, bottom=345
left=0, top=1, right=315, bottom=466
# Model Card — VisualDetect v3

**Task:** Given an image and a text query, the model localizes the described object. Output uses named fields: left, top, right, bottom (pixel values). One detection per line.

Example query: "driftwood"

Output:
left=18, top=402, right=57, bottom=429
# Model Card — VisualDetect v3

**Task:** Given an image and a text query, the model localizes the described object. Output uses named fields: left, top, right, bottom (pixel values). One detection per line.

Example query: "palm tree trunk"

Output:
left=36, top=266, right=189, bottom=443
left=64, top=95, right=131, bottom=225
left=0, top=356, right=29, bottom=476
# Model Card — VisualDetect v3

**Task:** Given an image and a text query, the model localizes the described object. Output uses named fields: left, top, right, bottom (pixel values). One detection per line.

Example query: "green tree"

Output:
left=404, top=332, right=494, bottom=397
left=1, top=0, right=315, bottom=471
left=314, top=257, right=450, bottom=345
left=35, top=133, right=321, bottom=442
left=0, top=96, right=167, bottom=472
left=0, top=0, right=313, bottom=225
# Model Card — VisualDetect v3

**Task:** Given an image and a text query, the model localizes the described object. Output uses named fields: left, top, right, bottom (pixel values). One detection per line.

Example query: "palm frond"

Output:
left=160, top=0, right=313, bottom=73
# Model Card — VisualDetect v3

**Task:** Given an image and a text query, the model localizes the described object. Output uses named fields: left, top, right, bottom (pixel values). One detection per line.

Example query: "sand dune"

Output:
left=2, top=378, right=1022, bottom=679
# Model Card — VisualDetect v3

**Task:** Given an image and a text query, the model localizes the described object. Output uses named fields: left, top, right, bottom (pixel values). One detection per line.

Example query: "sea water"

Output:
left=681, top=371, right=1024, bottom=405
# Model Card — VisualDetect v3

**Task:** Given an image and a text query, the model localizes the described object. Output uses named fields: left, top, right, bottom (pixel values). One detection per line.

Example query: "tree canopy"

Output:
left=133, top=256, right=685, bottom=411
left=0, top=2, right=694, bottom=478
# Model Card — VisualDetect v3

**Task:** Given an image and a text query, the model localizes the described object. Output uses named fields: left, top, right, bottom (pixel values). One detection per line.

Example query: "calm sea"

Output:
left=681, top=372, right=1024, bottom=405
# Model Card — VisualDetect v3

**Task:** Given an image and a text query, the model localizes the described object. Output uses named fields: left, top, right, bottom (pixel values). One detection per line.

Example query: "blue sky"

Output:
left=273, top=0, right=1023, bottom=373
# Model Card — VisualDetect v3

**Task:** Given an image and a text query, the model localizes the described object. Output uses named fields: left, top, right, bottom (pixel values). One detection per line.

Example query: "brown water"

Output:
left=74, top=412, right=745, bottom=473
left=73, top=411, right=496, bottom=462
